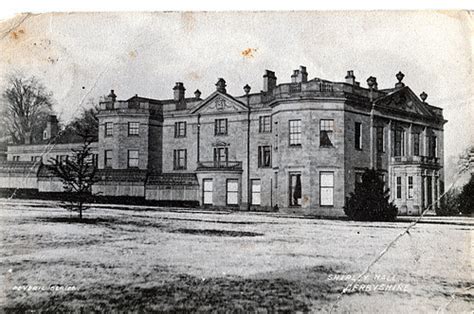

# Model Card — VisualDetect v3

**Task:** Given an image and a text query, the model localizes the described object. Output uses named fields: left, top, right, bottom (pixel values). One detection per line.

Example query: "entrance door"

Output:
left=426, top=178, right=432, bottom=208
left=203, top=179, right=213, bottom=205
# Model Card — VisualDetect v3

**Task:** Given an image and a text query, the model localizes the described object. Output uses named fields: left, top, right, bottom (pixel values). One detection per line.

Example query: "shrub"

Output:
left=344, top=169, right=398, bottom=221
left=435, top=189, right=460, bottom=216
left=458, top=174, right=474, bottom=216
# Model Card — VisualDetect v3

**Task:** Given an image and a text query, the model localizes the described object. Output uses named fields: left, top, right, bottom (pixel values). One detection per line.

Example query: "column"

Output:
left=408, top=123, right=413, bottom=157
left=423, top=174, right=428, bottom=209
left=431, top=173, right=436, bottom=210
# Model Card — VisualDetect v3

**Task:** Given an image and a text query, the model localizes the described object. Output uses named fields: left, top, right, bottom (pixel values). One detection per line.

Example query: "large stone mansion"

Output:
left=1, top=66, right=446, bottom=216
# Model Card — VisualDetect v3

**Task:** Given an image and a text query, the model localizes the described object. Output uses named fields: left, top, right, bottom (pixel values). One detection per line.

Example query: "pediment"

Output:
left=190, top=91, right=248, bottom=114
left=375, top=87, right=435, bottom=118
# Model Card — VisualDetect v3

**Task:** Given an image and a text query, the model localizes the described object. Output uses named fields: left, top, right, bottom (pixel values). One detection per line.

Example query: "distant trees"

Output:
left=458, top=174, right=474, bottom=216
left=1, top=74, right=53, bottom=144
left=344, top=169, right=398, bottom=221
left=436, top=190, right=460, bottom=216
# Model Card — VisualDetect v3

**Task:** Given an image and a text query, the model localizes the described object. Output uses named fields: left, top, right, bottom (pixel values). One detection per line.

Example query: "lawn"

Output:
left=0, top=199, right=472, bottom=312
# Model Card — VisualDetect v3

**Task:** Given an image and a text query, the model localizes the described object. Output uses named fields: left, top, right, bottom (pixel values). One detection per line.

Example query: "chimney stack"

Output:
left=43, top=115, right=59, bottom=140
left=194, top=89, right=201, bottom=99
left=263, top=70, right=277, bottom=93
left=173, top=82, right=186, bottom=101
left=291, top=66, right=308, bottom=83
left=345, top=70, right=356, bottom=85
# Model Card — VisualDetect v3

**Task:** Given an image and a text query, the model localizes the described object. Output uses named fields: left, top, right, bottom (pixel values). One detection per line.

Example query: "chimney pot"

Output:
left=194, top=89, right=201, bottom=99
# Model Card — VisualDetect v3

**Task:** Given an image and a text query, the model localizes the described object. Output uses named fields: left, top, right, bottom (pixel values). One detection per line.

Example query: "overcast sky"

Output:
left=0, top=11, right=472, bottom=159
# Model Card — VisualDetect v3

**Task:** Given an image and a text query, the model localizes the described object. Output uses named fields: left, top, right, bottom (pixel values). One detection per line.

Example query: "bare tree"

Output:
left=457, top=145, right=474, bottom=174
left=1, top=74, right=53, bottom=144
left=47, top=136, right=99, bottom=220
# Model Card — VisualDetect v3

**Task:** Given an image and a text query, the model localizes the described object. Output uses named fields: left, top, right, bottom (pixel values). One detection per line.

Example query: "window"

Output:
left=128, top=122, right=139, bottom=136
left=355, top=171, right=363, bottom=187
left=43, top=130, right=48, bottom=140
left=289, top=173, right=302, bottom=206
left=289, top=120, right=302, bottom=146
left=226, top=179, right=239, bottom=205
left=355, top=122, right=362, bottom=150
left=174, top=121, right=186, bottom=138
left=320, top=119, right=334, bottom=147
left=128, top=150, right=139, bottom=168
left=251, top=179, right=261, bottom=205
left=258, top=146, right=271, bottom=168
left=31, top=156, right=42, bottom=162
left=412, top=133, right=420, bottom=156
left=396, top=176, right=402, bottom=199
left=429, top=136, right=437, bottom=158
left=213, top=147, right=228, bottom=167
left=407, top=176, right=414, bottom=199
left=104, top=150, right=112, bottom=168
left=58, top=155, right=69, bottom=163
left=173, top=149, right=187, bottom=170
left=203, top=179, right=213, bottom=205
left=91, top=154, right=98, bottom=167
left=215, top=119, right=228, bottom=135
left=376, top=126, right=384, bottom=153
left=105, top=122, right=113, bottom=137
left=259, top=116, right=271, bottom=133
left=394, top=129, right=405, bottom=156
left=320, top=172, right=334, bottom=206
left=12, top=156, right=20, bottom=161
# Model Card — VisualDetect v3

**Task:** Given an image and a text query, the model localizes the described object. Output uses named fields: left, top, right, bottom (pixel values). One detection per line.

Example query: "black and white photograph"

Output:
left=0, top=4, right=472, bottom=312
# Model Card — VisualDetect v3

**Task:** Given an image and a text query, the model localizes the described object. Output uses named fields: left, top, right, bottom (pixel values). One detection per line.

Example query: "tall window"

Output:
left=173, top=149, right=187, bottom=170
left=289, top=173, right=302, bottom=206
left=12, top=156, right=20, bottom=161
left=394, top=129, right=405, bottom=156
left=128, top=122, right=140, bottom=136
left=215, top=119, right=228, bottom=135
left=429, top=136, right=437, bottom=158
left=251, top=179, right=261, bottom=205
left=203, top=179, right=213, bottom=205
left=355, top=122, right=362, bottom=150
left=92, top=154, right=98, bottom=167
left=376, top=126, right=384, bottom=153
left=174, top=121, right=186, bottom=138
left=31, top=156, right=42, bottom=162
left=289, top=120, right=302, bottom=146
left=258, top=146, right=272, bottom=168
left=320, top=119, right=334, bottom=147
left=355, top=171, right=364, bottom=187
left=259, top=116, right=271, bottom=133
left=127, top=150, right=139, bottom=168
left=396, top=176, right=402, bottom=199
left=105, top=122, right=113, bottom=137
left=104, top=150, right=112, bottom=168
left=320, top=172, right=334, bottom=206
left=226, top=179, right=239, bottom=205
left=213, top=147, right=228, bottom=167
left=407, top=176, right=414, bottom=199
left=412, top=133, right=420, bottom=156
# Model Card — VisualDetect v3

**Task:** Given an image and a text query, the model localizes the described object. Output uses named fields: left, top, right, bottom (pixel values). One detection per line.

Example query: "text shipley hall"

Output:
left=3, top=66, right=446, bottom=216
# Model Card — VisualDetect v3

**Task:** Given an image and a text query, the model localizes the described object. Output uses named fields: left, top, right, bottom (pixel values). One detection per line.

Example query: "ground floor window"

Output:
left=320, top=172, right=334, bottom=206
left=251, top=179, right=261, bottom=205
left=407, top=176, right=414, bottom=199
left=104, top=150, right=112, bottom=168
left=128, top=150, right=139, bottom=168
left=226, top=179, right=239, bottom=205
left=396, top=176, right=402, bottom=199
left=289, top=173, right=302, bottom=206
left=203, top=179, right=213, bottom=205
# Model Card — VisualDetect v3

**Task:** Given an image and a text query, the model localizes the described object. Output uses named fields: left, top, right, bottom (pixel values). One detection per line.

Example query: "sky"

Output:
left=0, top=11, right=472, bottom=164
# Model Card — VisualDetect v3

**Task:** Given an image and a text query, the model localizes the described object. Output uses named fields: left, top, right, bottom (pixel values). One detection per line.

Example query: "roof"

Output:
left=147, top=173, right=198, bottom=186
left=95, top=168, right=148, bottom=182
left=0, top=161, right=40, bottom=175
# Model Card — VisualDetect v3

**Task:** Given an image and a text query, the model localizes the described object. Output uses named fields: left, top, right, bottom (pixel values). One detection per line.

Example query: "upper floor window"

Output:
left=104, top=150, right=113, bottom=168
left=213, top=147, right=228, bottom=167
left=412, top=133, right=420, bottom=156
left=259, top=116, right=271, bottom=133
left=215, top=119, right=228, bottom=136
left=394, top=129, right=405, bottom=157
left=258, top=146, right=272, bottom=168
left=320, top=119, right=334, bottom=147
left=376, top=126, right=384, bottom=153
left=174, top=121, right=187, bottom=138
left=128, top=122, right=139, bottom=136
left=12, top=156, right=20, bottom=161
left=31, top=156, right=42, bottom=162
left=173, top=149, right=187, bottom=170
left=128, top=150, right=139, bottom=168
left=355, top=122, right=362, bottom=150
left=289, top=120, right=302, bottom=146
left=105, top=122, right=113, bottom=137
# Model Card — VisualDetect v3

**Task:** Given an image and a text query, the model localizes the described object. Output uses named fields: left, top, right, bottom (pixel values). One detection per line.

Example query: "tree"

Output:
left=344, top=169, right=398, bottom=221
left=436, top=189, right=460, bottom=216
left=1, top=74, right=53, bottom=144
left=47, top=137, right=98, bottom=220
left=458, top=174, right=474, bottom=216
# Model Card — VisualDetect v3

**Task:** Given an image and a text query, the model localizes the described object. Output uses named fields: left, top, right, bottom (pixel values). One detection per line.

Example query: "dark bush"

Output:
left=458, top=174, right=474, bottom=216
left=436, top=189, right=460, bottom=216
left=344, top=169, right=398, bottom=221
